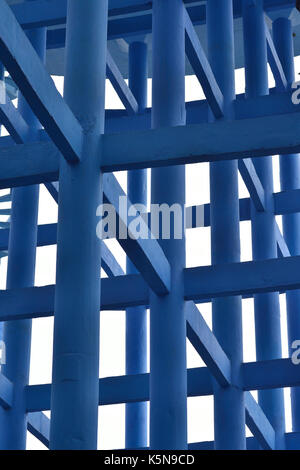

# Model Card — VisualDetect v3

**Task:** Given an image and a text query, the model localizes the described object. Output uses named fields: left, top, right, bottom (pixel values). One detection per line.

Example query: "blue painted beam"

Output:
left=275, top=223, right=291, bottom=258
left=0, top=373, right=13, bottom=409
left=265, top=23, right=288, bottom=92
left=0, top=141, right=59, bottom=189
left=12, top=0, right=293, bottom=50
left=184, top=256, right=300, bottom=301
left=186, top=300, right=275, bottom=450
left=274, top=188, right=300, bottom=215
left=189, top=432, right=300, bottom=450
left=0, top=91, right=299, bottom=185
left=101, top=242, right=124, bottom=277
left=102, top=109, right=300, bottom=171
left=0, top=274, right=149, bottom=319
left=185, top=301, right=231, bottom=387
left=44, top=178, right=170, bottom=296
left=107, top=51, right=138, bottom=116
left=43, top=182, right=124, bottom=277
left=8, top=0, right=295, bottom=32
left=105, top=89, right=300, bottom=134
left=103, top=173, right=171, bottom=296
left=25, top=367, right=213, bottom=412
left=6, top=253, right=300, bottom=324
left=0, top=93, right=30, bottom=144
left=0, top=194, right=298, bottom=248
left=184, top=8, right=224, bottom=119
left=27, top=412, right=50, bottom=449
left=245, top=392, right=276, bottom=450
left=238, top=159, right=266, bottom=212
left=23, top=357, right=300, bottom=412
left=243, top=358, right=300, bottom=391
left=0, top=0, right=83, bottom=163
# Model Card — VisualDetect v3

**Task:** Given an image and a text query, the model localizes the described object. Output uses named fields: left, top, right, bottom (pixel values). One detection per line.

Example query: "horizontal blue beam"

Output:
left=0, top=223, right=56, bottom=251
left=27, top=412, right=50, bottom=449
left=104, top=89, right=300, bottom=134
left=186, top=301, right=231, bottom=387
left=0, top=274, right=149, bottom=323
left=189, top=432, right=300, bottom=450
left=107, top=51, right=138, bottom=116
left=0, top=194, right=296, bottom=247
left=2, top=257, right=300, bottom=324
left=25, top=367, right=213, bottom=412
left=274, top=188, right=300, bottom=215
left=0, top=141, right=59, bottom=189
left=186, top=188, right=300, bottom=229
left=24, top=357, right=300, bottom=412
left=0, top=0, right=82, bottom=163
left=102, top=109, right=300, bottom=171
left=10, top=1, right=293, bottom=44
left=0, top=93, right=299, bottom=185
left=184, top=8, right=224, bottom=119
left=9, top=0, right=295, bottom=29
left=245, top=392, right=275, bottom=450
left=184, top=256, right=300, bottom=301
left=243, top=358, right=300, bottom=391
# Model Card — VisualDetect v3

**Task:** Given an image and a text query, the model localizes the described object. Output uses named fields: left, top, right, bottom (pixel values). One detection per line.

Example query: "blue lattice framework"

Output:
left=1, top=0, right=300, bottom=451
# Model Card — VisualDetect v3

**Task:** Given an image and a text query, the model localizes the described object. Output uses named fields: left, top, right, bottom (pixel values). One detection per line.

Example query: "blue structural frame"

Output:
left=1, top=0, right=300, bottom=451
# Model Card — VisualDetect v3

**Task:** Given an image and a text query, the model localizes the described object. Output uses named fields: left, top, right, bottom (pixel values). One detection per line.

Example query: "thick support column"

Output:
left=0, top=61, right=3, bottom=327
left=50, top=0, right=108, bottom=450
left=0, top=16, right=46, bottom=449
left=125, top=41, right=148, bottom=449
left=207, top=0, right=245, bottom=450
left=273, top=16, right=300, bottom=432
left=149, top=0, right=187, bottom=450
left=242, top=0, right=285, bottom=448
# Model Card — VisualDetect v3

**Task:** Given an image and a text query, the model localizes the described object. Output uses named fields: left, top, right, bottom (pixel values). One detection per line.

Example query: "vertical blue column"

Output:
left=0, top=62, right=4, bottom=341
left=150, top=0, right=187, bottom=450
left=273, top=16, right=300, bottom=432
left=50, top=0, right=108, bottom=450
left=0, top=5, right=46, bottom=449
left=207, top=0, right=245, bottom=450
left=126, top=41, right=148, bottom=449
left=242, top=0, right=285, bottom=448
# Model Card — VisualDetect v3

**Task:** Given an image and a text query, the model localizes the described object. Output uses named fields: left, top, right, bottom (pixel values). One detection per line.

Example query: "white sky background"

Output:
left=0, top=57, right=299, bottom=449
